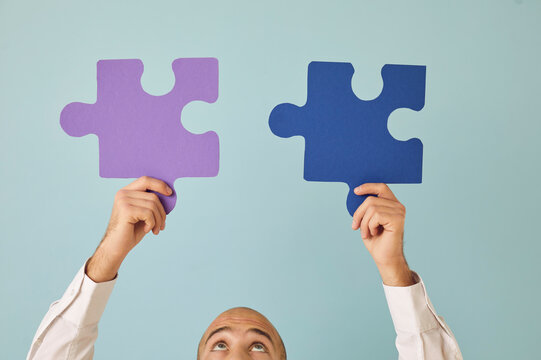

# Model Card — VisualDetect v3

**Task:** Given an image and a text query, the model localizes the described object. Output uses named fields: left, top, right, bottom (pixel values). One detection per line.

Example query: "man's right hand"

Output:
left=351, top=183, right=415, bottom=287
left=86, top=176, right=172, bottom=282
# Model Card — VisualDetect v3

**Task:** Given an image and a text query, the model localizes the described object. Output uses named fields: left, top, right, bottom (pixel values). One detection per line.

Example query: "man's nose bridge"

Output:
left=226, top=347, right=252, bottom=360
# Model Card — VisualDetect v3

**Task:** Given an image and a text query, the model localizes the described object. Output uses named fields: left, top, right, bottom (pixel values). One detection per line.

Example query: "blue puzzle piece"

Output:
left=269, top=62, right=426, bottom=216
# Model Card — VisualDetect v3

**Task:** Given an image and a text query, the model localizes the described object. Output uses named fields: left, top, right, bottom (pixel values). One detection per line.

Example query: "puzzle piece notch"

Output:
left=269, top=61, right=426, bottom=216
left=60, top=58, right=219, bottom=214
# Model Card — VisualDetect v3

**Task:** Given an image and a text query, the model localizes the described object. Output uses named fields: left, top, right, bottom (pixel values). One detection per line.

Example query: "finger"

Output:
left=352, top=201, right=366, bottom=230
left=368, top=212, right=387, bottom=237
left=360, top=204, right=397, bottom=239
left=129, top=205, right=157, bottom=234
left=352, top=196, right=399, bottom=230
left=127, top=197, right=163, bottom=234
left=360, top=206, right=376, bottom=239
left=124, top=176, right=173, bottom=196
left=353, top=183, right=397, bottom=201
left=126, top=191, right=167, bottom=230
left=352, top=195, right=379, bottom=230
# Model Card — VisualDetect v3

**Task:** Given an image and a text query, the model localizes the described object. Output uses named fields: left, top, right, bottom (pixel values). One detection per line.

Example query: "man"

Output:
left=27, top=176, right=462, bottom=359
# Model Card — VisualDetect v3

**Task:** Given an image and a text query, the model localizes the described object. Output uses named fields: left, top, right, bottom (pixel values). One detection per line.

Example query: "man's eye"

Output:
left=212, top=342, right=228, bottom=351
left=251, top=343, right=266, bottom=352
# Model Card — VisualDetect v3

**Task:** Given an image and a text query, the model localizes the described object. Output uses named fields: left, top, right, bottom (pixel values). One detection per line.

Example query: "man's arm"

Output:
left=351, top=183, right=462, bottom=360
left=27, top=176, right=172, bottom=360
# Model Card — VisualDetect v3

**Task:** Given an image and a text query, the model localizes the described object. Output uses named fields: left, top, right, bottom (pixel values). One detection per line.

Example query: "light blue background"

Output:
left=1, top=0, right=540, bottom=358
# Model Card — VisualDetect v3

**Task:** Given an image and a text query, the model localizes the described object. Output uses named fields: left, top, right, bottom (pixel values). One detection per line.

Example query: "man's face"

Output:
left=198, top=307, right=285, bottom=360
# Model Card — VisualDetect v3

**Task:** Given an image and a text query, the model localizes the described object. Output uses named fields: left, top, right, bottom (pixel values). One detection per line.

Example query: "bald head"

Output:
left=197, top=307, right=286, bottom=360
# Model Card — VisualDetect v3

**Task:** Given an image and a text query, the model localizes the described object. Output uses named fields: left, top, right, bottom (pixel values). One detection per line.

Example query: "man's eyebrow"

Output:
left=247, top=328, right=274, bottom=345
left=204, top=326, right=231, bottom=345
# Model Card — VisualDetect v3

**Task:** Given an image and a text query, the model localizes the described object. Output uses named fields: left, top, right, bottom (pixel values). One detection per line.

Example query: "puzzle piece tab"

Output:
left=269, top=61, right=426, bottom=216
left=60, top=58, right=219, bottom=213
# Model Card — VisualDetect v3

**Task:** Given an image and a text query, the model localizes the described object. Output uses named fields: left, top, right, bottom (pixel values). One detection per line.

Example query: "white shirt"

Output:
left=27, top=264, right=462, bottom=360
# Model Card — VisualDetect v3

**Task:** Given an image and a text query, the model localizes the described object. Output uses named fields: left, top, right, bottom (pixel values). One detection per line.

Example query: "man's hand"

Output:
left=351, top=183, right=416, bottom=287
left=86, top=176, right=172, bottom=282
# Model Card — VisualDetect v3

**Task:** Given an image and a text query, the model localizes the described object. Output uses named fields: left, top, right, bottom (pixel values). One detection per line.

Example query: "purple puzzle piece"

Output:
left=60, top=58, right=219, bottom=213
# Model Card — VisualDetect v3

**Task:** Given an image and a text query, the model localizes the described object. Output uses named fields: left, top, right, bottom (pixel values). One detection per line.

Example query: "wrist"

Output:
left=376, top=258, right=416, bottom=287
left=86, top=242, right=125, bottom=283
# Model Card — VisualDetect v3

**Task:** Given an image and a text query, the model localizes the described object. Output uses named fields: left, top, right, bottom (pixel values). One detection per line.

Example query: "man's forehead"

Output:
left=203, top=308, right=280, bottom=341
left=208, top=309, right=276, bottom=333
left=210, top=316, right=274, bottom=332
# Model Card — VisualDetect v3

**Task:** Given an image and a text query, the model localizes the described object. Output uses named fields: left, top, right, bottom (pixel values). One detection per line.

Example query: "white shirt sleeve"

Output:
left=27, top=262, right=116, bottom=360
left=383, top=272, right=463, bottom=360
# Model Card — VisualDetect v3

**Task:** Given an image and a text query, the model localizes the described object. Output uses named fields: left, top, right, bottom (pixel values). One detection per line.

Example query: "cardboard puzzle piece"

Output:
left=60, top=58, right=219, bottom=213
left=269, top=61, right=426, bottom=216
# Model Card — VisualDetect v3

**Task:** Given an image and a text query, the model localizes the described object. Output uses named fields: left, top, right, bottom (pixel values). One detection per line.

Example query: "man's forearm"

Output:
left=28, top=177, right=170, bottom=359
left=376, top=259, right=416, bottom=287
left=383, top=273, right=463, bottom=359
left=86, top=241, right=126, bottom=283
left=27, top=262, right=116, bottom=360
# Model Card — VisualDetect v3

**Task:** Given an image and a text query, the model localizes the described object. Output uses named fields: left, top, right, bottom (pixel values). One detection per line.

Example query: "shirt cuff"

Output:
left=60, top=262, right=117, bottom=328
left=383, top=271, right=442, bottom=334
